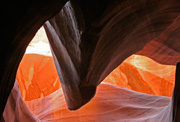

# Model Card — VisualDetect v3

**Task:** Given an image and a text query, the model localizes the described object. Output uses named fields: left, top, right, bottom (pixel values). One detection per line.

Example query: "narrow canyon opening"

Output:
left=14, top=27, right=175, bottom=120
left=16, top=27, right=175, bottom=101
left=1, top=1, right=180, bottom=121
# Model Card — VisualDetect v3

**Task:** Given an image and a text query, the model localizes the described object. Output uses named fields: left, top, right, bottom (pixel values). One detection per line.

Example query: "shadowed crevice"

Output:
left=173, top=62, right=180, bottom=122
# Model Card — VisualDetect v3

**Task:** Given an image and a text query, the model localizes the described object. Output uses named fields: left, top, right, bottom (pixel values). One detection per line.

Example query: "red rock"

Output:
left=1, top=0, right=180, bottom=121
left=16, top=54, right=61, bottom=101
left=104, top=55, right=175, bottom=97
left=3, top=81, right=172, bottom=122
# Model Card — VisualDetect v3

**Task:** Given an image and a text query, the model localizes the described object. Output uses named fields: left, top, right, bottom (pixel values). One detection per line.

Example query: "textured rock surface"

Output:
left=3, top=26, right=175, bottom=121
left=3, top=80, right=173, bottom=122
left=1, top=0, right=180, bottom=121
left=3, top=81, right=40, bottom=122
left=16, top=54, right=60, bottom=101
left=44, top=0, right=180, bottom=120
left=104, top=55, right=175, bottom=97
left=13, top=53, right=175, bottom=122
left=25, top=83, right=173, bottom=122
left=0, top=0, right=68, bottom=117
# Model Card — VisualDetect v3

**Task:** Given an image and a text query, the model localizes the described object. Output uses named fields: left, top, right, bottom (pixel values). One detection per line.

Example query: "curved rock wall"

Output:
left=44, top=1, right=180, bottom=121
left=0, top=0, right=68, bottom=117
left=1, top=0, right=180, bottom=121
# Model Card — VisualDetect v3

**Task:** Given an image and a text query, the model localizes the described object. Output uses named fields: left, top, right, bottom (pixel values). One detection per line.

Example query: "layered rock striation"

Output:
left=1, top=0, right=180, bottom=121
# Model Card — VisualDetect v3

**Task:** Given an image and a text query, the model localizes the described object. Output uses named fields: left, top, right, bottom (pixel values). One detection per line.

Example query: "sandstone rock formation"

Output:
left=2, top=50, right=176, bottom=121
left=104, top=55, right=175, bottom=97
left=1, top=0, right=180, bottom=121
left=0, top=0, right=68, bottom=118
left=3, top=80, right=173, bottom=122
left=16, top=54, right=61, bottom=101
left=44, top=0, right=180, bottom=112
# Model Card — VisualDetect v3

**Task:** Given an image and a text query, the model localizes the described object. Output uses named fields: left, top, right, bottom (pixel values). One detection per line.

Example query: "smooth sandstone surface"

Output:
left=3, top=26, right=175, bottom=121
left=3, top=81, right=173, bottom=122
left=1, top=0, right=180, bottom=121
left=16, top=53, right=175, bottom=101
left=7, top=53, right=174, bottom=122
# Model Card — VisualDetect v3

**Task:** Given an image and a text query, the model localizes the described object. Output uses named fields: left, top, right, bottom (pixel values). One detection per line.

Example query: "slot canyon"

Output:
left=0, top=0, right=180, bottom=121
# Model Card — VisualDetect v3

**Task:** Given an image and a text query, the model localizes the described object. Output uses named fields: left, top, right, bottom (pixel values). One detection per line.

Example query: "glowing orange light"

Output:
left=16, top=27, right=175, bottom=102
left=14, top=27, right=175, bottom=121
